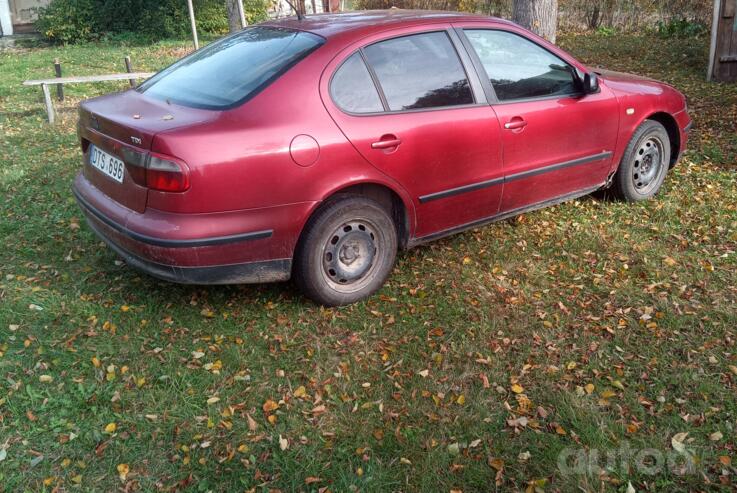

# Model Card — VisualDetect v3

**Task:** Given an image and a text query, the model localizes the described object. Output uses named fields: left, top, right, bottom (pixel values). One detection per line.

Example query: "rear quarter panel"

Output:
left=147, top=41, right=416, bottom=245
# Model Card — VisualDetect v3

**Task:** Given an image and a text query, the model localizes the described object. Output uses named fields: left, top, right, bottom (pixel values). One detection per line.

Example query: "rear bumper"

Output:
left=72, top=173, right=314, bottom=284
left=84, top=215, right=291, bottom=284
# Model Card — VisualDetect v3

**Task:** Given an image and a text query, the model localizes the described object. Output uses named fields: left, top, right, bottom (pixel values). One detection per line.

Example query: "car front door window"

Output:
left=464, top=29, right=578, bottom=101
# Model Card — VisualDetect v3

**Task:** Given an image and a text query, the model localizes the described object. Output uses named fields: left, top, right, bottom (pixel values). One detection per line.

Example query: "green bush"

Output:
left=36, top=0, right=268, bottom=44
left=35, top=0, right=99, bottom=43
left=655, top=18, right=707, bottom=38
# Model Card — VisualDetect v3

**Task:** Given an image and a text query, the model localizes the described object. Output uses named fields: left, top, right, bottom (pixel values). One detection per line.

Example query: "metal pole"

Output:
left=187, top=0, right=199, bottom=50
left=236, top=0, right=247, bottom=28
left=707, top=0, right=720, bottom=81
left=124, top=56, right=136, bottom=87
left=54, top=58, right=64, bottom=101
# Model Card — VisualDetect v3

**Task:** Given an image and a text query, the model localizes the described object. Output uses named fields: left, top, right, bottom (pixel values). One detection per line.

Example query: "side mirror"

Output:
left=583, top=72, right=600, bottom=94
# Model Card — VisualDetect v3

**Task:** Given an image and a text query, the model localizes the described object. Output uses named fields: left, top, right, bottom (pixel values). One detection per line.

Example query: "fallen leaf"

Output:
left=117, top=463, right=129, bottom=481
left=448, top=443, right=460, bottom=456
left=263, top=399, right=279, bottom=413
left=246, top=413, right=258, bottom=431
left=671, top=432, right=689, bottom=453
left=104, top=422, right=117, bottom=434
left=488, top=457, right=504, bottom=471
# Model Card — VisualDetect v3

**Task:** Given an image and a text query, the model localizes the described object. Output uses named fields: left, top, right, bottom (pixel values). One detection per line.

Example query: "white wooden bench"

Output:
left=23, top=72, right=154, bottom=124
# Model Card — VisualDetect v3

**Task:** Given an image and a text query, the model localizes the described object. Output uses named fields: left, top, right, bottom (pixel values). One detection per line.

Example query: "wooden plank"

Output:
left=124, top=56, right=136, bottom=87
left=23, top=72, right=154, bottom=86
left=41, top=83, right=54, bottom=124
left=723, top=0, right=735, bottom=17
left=54, top=58, right=64, bottom=101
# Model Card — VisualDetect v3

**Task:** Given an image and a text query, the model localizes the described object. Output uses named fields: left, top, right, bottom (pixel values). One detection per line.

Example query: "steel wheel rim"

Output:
left=321, top=219, right=381, bottom=294
left=632, top=136, right=665, bottom=194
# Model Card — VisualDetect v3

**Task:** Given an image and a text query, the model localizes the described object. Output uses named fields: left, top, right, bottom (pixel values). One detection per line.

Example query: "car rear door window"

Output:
left=330, top=53, right=384, bottom=114
left=464, top=29, right=578, bottom=102
left=362, top=32, right=474, bottom=111
left=138, top=27, right=324, bottom=110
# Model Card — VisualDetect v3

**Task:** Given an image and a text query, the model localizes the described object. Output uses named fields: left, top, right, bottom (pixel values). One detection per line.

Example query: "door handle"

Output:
left=371, top=135, right=402, bottom=150
left=504, top=118, right=528, bottom=130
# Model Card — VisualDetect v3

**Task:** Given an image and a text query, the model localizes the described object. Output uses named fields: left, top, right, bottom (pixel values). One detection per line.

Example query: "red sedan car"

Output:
left=73, top=10, right=691, bottom=306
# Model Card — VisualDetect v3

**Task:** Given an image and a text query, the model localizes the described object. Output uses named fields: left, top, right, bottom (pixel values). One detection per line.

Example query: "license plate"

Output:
left=89, top=145, right=125, bottom=184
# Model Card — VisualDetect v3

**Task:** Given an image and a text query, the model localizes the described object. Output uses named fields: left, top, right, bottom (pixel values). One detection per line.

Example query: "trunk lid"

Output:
left=78, top=90, right=218, bottom=213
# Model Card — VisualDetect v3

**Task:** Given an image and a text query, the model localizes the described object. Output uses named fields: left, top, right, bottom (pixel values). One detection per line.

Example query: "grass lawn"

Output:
left=1, top=30, right=736, bottom=492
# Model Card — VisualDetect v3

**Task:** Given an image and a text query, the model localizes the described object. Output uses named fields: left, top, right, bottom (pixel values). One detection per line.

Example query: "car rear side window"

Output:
left=330, top=53, right=384, bottom=114
left=362, top=32, right=474, bottom=111
left=138, top=27, right=324, bottom=110
left=464, top=29, right=578, bottom=102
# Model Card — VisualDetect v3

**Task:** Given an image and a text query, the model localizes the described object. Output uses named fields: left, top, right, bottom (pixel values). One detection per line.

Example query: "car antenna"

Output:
left=283, top=0, right=304, bottom=20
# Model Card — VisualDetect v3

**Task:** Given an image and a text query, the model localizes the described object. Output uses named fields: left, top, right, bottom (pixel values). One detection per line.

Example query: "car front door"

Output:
left=456, top=25, right=620, bottom=213
left=321, top=27, right=504, bottom=239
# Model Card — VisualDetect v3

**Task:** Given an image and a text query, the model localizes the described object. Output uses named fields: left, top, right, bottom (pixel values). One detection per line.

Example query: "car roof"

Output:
left=263, top=9, right=512, bottom=40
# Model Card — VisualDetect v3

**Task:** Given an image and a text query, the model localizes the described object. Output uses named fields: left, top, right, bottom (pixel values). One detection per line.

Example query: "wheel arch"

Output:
left=297, top=181, right=414, bottom=254
left=645, top=111, right=680, bottom=168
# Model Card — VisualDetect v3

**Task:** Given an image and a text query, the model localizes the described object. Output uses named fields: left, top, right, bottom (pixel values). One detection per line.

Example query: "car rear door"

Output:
left=321, top=26, right=504, bottom=239
left=455, top=24, right=620, bottom=213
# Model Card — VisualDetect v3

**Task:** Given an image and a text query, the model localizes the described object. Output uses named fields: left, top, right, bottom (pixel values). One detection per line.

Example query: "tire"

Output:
left=612, top=120, right=671, bottom=202
left=294, top=195, right=398, bottom=307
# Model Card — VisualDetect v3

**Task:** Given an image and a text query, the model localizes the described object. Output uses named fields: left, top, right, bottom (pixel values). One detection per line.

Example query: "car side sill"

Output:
left=418, top=151, right=612, bottom=203
left=73, top=186, right=273, bottom=248
left=408, top=183, right=605, bottom=247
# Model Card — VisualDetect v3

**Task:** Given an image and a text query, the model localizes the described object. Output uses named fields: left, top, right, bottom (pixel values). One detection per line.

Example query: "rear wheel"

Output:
left=294, top=195, right=397, bottom=306
left=612, top=120, right=671, bottom=202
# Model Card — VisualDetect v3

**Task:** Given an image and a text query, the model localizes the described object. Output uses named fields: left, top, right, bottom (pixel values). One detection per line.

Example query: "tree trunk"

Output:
left=226, top=0, right=241, bottom=33
left=512, top=0, right=558, bottom=43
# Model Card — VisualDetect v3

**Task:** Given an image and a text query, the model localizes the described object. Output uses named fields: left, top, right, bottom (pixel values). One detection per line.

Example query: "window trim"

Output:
left=328, top=52, right=387, bottom=114
left=456, top=27, right=585, bottom=105
left=328, top=29, right=487, bottom=117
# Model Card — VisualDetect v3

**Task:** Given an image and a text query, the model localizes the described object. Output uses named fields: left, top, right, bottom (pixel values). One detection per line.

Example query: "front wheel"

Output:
left=612, top=120, right=671, bottom=202
left=294, top=195, right=398, bottom=306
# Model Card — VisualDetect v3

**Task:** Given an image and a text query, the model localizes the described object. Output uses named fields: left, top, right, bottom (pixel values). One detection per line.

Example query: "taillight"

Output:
left=146, top=154, right=190, bottom=192
left=121, top=148, right=190, bottom=193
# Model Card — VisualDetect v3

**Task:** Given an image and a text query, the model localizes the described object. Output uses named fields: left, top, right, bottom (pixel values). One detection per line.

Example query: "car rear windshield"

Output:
left=138, top=27, right=324, bottom=110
